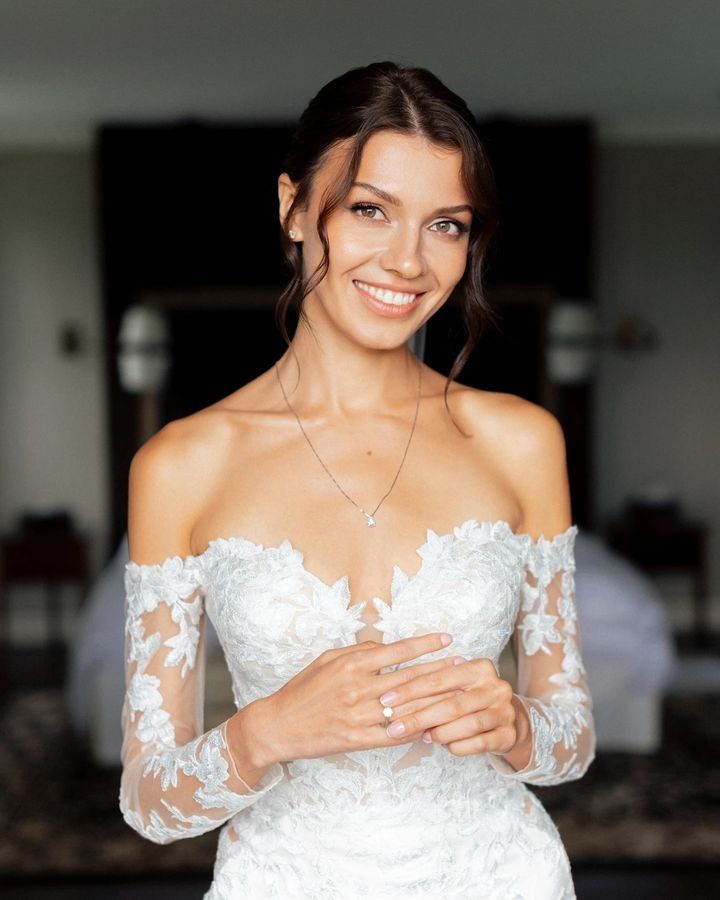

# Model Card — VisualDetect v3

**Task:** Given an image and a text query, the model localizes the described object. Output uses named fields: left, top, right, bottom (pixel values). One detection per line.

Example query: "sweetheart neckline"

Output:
left=203, top=519, right=532, bottom=612
left=126, top=518, right=578, bottom=618
left=195, top=517, right=576, bottom=562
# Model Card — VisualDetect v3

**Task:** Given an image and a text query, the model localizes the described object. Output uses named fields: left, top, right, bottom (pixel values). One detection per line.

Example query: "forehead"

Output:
left=320, top=130, right=469, bottom=205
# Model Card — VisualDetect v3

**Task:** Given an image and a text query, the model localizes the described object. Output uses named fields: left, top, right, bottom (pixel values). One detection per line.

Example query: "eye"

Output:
left=430, top=219, right=469, bottom=237
left=349, top=202, right=384, bottom=221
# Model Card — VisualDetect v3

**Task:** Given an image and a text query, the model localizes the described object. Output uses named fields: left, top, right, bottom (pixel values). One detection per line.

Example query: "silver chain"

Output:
left=274, top=355, right=423, bottom=527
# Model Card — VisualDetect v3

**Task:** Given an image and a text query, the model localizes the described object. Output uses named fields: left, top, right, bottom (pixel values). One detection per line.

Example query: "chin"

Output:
left=346, top=321, right=414, bottom=352
left=312, top=286, right=422, bottom=350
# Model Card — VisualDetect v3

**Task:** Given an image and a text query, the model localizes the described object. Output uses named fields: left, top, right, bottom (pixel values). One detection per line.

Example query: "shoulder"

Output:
left=458, top=387, right=572, bottom=539
left=452, top=384, right=564, bottom=451
left=130, top=407, right=236, bottom=477
left=127, top=409, right=236, bottom=564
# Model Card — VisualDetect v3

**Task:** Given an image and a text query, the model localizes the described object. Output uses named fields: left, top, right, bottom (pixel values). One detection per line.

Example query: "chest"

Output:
left=192, top=405, right=523, bottom=604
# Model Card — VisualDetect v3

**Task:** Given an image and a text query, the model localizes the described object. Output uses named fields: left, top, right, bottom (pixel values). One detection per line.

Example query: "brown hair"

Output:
left=275, top=60, right=499, bottom=424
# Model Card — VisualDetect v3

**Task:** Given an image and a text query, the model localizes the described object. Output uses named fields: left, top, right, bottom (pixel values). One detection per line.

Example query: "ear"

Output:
left=278, top=173, right=303, bottom=241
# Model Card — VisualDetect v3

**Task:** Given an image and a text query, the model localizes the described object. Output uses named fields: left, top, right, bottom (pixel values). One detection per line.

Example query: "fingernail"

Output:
left=379, top=691, right=399, bottom=706
left=422, top=731, right=433, bottom=743
left=453, top=656, right=467, bottom=665
left=440, top=633, right=454, bottom=646
left=387, top=721, right=405, bottom=738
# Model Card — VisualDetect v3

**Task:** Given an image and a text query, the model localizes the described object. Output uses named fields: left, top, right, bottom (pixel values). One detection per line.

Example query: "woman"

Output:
left=120, top=61, right=596, bottom=899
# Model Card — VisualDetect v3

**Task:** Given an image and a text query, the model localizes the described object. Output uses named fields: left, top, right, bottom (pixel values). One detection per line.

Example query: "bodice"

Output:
left=193, top=518, right=533, bottom=708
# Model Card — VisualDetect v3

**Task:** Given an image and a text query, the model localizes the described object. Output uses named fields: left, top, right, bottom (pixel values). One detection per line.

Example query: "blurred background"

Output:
left=0, top=2, right=718, bottom=897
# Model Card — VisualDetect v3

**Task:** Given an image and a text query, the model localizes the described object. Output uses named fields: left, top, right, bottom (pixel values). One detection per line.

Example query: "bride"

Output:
left=120, top=61, right=596, bottom=898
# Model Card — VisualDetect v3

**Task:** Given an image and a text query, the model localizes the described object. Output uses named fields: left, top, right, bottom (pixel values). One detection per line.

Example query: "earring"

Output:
left=289, top=229, right=297, bottom=239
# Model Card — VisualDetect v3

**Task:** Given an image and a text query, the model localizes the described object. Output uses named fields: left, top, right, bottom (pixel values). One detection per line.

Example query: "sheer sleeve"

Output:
left=488, top=525, right=596, bottom=785
left=119, top=555, right=285, bottom=845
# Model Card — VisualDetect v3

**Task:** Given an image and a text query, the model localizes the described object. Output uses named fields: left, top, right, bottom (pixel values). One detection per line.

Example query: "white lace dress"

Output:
left=119, top=519, right=595, bottom=899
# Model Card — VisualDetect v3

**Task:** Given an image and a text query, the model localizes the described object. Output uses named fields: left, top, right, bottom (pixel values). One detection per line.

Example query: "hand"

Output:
left=380, top=657, right=520, bottom=758
left=242, top=632, right=462, bottom=767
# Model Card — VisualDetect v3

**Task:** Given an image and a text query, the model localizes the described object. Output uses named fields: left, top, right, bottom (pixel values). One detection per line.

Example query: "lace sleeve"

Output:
left=488, top=525, right=596, bottom=785
left=119, top=555, right=285, bottom=845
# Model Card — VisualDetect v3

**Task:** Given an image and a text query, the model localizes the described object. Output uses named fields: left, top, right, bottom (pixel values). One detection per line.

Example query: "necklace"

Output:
left=274, top=356, right=422, bottom=527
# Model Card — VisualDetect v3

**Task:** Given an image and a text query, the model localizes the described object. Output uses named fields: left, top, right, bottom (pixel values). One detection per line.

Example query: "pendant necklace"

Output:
left=274, top=356, right=422, bottom=527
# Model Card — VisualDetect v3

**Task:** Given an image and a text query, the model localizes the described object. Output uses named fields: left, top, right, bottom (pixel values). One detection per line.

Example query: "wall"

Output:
left=594, top=143, right=720, bottom=617
left=0, top=149, right=109, bottom=587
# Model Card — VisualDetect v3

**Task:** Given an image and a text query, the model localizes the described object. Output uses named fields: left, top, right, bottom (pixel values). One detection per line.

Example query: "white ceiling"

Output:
left=1, top=0, right=719, bottom=146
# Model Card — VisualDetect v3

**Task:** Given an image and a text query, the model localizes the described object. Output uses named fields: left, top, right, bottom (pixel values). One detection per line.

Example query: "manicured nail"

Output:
left=380, top=691, right=399, bottom=706
left=440, top=633, right=454, bottom=646
left=453, top=656, right=467, bottom=665
left=422, top=731, right=433, bottom=743
left=387, top=721, right=405, bottom=738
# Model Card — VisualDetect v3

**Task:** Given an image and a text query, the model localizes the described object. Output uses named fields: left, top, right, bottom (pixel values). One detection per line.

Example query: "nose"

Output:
left=379, top=225, right=426, bottom=281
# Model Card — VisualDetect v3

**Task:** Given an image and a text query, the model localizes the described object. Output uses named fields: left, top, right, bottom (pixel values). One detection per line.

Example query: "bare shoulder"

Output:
left=456, top=386, right=572, bottom=539
left=127, top=408, right=236, bottom=564
left=442, top=380, right=558, bottom=442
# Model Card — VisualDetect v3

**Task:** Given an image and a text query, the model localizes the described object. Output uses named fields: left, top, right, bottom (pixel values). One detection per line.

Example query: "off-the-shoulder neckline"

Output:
left=125, top=517, right=578, bottom=570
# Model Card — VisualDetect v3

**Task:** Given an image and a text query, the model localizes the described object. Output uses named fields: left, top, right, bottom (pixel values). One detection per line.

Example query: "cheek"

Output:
left=427, top=241, right=469, bottom=285
left=323, top=222, right=381, bottom=273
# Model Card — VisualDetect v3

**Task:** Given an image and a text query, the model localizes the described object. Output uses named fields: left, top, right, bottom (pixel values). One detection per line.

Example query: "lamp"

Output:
left=545, top=301, right=600, bottom=385
left=545, top=299, right=658, bottom=385
left=117, top=305, right=171, bottom=393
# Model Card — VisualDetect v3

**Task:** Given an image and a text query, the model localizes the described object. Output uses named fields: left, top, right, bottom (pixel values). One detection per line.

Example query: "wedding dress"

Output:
left=119, top=518, right=595, bottom=899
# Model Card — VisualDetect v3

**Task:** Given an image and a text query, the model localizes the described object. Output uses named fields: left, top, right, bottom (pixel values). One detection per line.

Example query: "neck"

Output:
left=276, top=316, right=421, bottom=418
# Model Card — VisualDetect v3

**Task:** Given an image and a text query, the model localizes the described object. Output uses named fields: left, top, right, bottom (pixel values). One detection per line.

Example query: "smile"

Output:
left=353, top=280, right=422, bottom=307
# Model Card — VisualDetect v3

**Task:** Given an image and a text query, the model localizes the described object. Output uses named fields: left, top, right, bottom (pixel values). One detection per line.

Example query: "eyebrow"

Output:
left=351, top=181, right=473, bottom=217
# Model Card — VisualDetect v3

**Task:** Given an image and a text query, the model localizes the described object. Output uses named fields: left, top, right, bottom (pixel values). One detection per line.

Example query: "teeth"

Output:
left=355, top=281, right=418, bottom=306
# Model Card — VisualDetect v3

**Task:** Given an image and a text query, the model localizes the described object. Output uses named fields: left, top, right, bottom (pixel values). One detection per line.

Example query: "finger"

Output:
left=373, top=719, right=437, bottom=748
left=356, top=632, right=454, bottom=671
left=374, top=654, right=467, bottom=699
left=359, top=658, right=464, bottom=729
left=376, top=658, right=498, bottom=709
left=390, top=688, right=466, bottom=721
left=358, top=688, right=462, bottom=731
left=384, top=691, right=480, bottom=740
left=425, top=708, right=502, bottom=746
left=314, top=640, right=384, bottom=670
left=443, top=724, right=517, bottom=757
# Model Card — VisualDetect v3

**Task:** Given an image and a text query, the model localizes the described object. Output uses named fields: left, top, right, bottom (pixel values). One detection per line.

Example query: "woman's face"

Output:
left=280, top=129, right=473, bottom=351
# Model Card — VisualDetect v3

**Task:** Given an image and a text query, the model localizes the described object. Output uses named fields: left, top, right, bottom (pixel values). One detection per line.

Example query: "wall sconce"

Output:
left=545, top=301, right=599, bottom=385
left=545, top=299, right=658, bottom=386
left=117, top=305, right=171, bottom=393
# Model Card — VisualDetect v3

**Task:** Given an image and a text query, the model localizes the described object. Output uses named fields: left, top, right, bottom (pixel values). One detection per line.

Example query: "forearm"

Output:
left=120, top=720, right=278, bottom=844
left=121, top=699, right=286, bottom=845
left=226, top=696, right=282, bottom=784
left=488, top=689, right=596, bottom=784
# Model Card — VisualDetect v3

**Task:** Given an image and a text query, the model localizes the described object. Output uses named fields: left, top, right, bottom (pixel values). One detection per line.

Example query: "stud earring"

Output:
left=289, top=229, right=297, bottom=239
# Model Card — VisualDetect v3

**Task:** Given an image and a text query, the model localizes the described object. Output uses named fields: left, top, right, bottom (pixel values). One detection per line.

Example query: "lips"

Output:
left=353, top=280, right=423, bottom=307
left=353, top=280, right=425, bottom=318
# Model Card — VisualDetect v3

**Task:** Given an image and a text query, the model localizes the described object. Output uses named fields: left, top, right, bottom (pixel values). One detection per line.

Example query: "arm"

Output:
left=487, top=405, right=596, bottom=785
left=119, top=424, right=285, bottom=845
